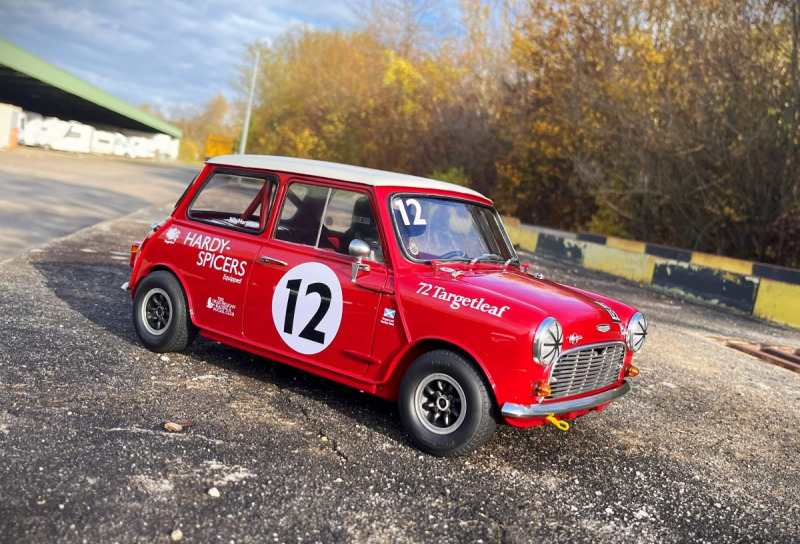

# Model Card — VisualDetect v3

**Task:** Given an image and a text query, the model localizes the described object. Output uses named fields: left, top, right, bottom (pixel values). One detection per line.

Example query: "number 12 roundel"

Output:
left=271, top=262, right=344, bottom=355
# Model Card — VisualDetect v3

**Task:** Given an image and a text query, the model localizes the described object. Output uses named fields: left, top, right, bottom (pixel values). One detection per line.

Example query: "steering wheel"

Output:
left=438, top=250, right=467, bottom=260
left=275, top=224, right=299, bottom=242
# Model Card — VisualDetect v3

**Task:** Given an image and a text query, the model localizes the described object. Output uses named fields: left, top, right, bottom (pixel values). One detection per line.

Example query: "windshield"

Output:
left=391, top=196, right=516, bottom=262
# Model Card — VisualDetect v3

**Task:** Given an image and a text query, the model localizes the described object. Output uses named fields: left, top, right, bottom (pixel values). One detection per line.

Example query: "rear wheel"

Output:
left=133, top=271, right=196, bottom=353
left=399, top=350, right=497, bottom=456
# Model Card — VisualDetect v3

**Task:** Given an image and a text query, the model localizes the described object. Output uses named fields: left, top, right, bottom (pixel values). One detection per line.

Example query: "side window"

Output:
left=275, top=183, right=330, bottom=246
left=326, top=190, right=383, bottom=263
left=188, top=172, right=274, bottom=232
left=275, top=183, right=384, bottom=263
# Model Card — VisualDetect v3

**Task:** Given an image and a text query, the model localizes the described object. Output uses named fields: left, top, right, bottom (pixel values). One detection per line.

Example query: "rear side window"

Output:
left=188, top=172, right=275, bottom=233
left=275, top=182, right=384, bottom=263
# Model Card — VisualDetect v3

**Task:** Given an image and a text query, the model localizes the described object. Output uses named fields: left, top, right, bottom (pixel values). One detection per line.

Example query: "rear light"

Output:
left=130, top=242, right=141, bottom=267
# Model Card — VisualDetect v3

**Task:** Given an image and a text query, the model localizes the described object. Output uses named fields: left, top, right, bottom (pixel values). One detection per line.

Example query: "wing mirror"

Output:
left=349, top=239, right=370, bottom=259
left=349, top=239, right=371, bottom=282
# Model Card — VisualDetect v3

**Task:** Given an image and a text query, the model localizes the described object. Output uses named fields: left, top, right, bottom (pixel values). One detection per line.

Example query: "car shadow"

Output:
left=32, top=255, right=593, bottom=458
left=31, top=256, right=409, bottom=448
left=187, top=336, right=407, bottom=445
left=33, top=257, right=141, bottom=344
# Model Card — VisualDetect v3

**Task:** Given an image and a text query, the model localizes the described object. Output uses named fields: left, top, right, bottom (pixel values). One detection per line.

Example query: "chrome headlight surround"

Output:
left=533, top=317, right=563, bottom=366
left=626, top=312, right=648, bottom=352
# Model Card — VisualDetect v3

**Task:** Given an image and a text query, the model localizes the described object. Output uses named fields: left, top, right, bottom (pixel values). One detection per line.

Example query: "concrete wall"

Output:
left=502, top=217, right=800, bottom=329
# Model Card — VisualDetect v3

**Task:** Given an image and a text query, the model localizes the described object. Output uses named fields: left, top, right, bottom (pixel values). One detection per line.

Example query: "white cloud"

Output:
left=0, top=0, right=364, bottom=111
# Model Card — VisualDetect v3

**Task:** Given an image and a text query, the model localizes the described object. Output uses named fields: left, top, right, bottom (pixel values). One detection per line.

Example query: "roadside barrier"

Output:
left=502, top=217, right=800, bottom=329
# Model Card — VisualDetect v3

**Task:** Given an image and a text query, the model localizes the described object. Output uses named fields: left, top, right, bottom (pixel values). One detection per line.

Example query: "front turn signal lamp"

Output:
left=625, top=364, right=640, bottom=378
left=533, top=381, right=552, bottom=398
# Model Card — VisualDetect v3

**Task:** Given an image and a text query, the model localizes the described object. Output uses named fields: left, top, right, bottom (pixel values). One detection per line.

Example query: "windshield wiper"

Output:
left=470, top=253, right=504, bottom=265
left=432, top=251, right=470, bottom=262
left=504, top=256, right=520, bottom=267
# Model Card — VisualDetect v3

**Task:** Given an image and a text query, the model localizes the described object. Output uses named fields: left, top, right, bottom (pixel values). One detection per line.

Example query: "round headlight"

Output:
left=627, top=312, right=648, bottom=352
left=533, top=317, right=563, bottom=366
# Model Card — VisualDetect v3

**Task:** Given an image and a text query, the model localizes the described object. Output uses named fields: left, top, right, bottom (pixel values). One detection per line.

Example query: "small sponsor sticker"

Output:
left=164, top=227, right=181, bottom=244
left=381, top=308, right=396, bottom=326
left=568, top=333, right=582, bottom=345
left=207, top=296, right=236, bottom=316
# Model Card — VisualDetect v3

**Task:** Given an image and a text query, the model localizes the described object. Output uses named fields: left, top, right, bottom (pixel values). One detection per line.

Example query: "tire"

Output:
left=399, top=350, right=497, bottom=456
left=132, top=271, right=196, bottom=353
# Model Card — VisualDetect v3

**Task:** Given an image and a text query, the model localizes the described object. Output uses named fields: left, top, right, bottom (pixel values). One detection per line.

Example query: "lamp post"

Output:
left=239, top=49, right=260, bottom=155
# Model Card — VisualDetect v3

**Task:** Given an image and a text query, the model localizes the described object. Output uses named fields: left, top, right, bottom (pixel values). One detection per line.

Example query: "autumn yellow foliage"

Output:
left=207, top=0, right=800, bottom=267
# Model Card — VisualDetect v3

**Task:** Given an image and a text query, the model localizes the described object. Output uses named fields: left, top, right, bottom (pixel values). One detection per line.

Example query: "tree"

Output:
left=170, top=94, right=234, bottom=161
left=223, top=1, right=800, bottom=267
left=498, top=0, right=800, bottom=265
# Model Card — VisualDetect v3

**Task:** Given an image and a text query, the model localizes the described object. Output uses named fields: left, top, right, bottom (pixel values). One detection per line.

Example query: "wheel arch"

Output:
left=379, top=337, right=497, bottom=403
left=132, top=264, right=197, bottom=326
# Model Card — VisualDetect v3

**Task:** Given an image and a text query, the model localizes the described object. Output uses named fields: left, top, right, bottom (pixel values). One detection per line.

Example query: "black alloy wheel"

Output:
left=132, top=270, right=196, bottom=353
left=399, top=349, right=497, bottom=456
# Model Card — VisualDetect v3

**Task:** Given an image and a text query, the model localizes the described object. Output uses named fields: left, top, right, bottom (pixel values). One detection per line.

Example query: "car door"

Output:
left=171, top=168, right=277, bottom=336
left=243, top=180, right=389, bottom=377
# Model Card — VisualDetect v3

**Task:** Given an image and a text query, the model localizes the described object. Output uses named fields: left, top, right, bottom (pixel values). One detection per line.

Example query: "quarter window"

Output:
left=188, top=172, right=275, bottom=232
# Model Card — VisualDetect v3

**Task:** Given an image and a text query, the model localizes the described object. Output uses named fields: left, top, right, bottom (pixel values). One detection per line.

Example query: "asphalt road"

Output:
left=0, top=198, right=798, bottom=543
left=0, top=202, right=800, bottom=543
left=0, top=147, right=196, bottom=260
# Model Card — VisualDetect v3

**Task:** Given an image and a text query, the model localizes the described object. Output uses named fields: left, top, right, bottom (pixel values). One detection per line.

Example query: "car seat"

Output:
left=340, top=196, right=382, bottom=261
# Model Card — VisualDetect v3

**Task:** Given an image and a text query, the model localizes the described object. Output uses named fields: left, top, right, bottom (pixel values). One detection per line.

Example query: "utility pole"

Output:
left=239, top=49, right=260, bottom=155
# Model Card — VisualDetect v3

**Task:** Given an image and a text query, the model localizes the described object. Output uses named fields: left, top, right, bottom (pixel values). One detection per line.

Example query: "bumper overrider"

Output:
left=501, top=380, right=631, bottom=419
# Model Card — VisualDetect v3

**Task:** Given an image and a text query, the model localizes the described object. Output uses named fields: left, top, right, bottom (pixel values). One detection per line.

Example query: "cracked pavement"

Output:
left=1, top=186, right=799, bottom=542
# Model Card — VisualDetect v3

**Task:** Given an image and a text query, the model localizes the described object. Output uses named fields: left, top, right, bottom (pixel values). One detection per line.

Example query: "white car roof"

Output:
left=207, top=155, right=487, bottom=200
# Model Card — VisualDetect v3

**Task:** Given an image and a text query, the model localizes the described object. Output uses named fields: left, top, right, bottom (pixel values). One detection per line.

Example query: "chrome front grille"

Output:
left=547, top=342, right=626, bottom=400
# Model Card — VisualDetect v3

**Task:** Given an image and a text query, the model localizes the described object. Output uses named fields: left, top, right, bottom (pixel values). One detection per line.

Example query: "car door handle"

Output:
left=259, top=255, right=288, bottom=266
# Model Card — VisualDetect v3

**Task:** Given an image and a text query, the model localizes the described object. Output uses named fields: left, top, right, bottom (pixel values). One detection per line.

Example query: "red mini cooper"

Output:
left=127, top=155, right=647, bottom=456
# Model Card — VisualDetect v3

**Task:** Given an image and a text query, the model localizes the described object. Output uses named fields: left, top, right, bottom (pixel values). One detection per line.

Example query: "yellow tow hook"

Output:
left=546, top=413, right=570, bottom=431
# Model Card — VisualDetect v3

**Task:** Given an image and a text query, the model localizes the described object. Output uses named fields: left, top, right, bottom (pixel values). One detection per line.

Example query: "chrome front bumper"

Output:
left=501, top=380, right=631, bottom=419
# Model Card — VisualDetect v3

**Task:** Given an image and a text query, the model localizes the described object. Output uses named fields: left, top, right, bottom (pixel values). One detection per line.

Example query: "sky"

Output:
left=0, top=0, right=361, bottom=112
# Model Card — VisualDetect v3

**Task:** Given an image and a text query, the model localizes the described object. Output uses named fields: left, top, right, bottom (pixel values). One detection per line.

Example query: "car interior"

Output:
left=275, top=184, right=383, bottom=262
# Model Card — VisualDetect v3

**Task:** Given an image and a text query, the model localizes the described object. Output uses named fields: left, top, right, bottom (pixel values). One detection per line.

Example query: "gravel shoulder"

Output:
left=0, top=203, right=798, bottom=543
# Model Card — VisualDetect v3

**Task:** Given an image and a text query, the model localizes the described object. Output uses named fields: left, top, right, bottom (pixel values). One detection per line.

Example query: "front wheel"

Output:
left=399, top=350, right=497, bottom=456
left=132, top=271, right=196, bottom=353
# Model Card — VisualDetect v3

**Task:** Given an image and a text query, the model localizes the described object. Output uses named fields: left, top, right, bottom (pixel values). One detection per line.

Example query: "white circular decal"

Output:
left=271, top=262, right=343, bottom=355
